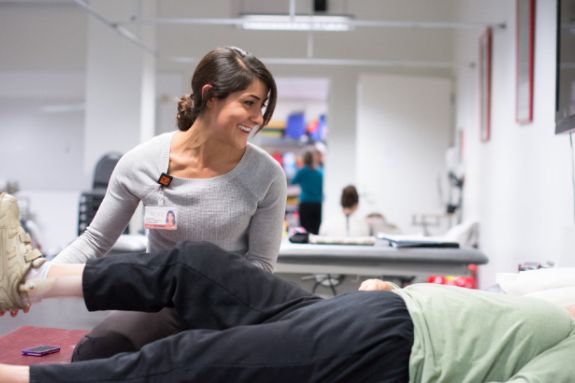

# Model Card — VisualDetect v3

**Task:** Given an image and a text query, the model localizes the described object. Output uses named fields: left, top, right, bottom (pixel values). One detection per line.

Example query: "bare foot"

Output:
left=20, top=278, right=56, bottom=303
left=0, top=280, right=53, bottom=317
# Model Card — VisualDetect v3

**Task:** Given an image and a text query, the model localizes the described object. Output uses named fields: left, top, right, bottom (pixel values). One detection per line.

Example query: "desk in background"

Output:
left=108, top=235, right=488, bottom=280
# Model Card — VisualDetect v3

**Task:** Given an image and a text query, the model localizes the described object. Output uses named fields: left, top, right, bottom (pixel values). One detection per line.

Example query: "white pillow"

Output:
left=524, top=286, right=575, bottom=309
left=497, top=268, right=575, bottom=296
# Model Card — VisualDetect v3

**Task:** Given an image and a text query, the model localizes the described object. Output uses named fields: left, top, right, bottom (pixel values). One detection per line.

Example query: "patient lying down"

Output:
left=1, top=240, right=575, bottom=382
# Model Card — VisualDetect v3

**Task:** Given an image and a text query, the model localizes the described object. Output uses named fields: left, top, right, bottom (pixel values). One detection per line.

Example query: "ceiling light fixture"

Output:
left=240, top=14, right=353, bottom=32
left=167, top=56, right=452, bottom=70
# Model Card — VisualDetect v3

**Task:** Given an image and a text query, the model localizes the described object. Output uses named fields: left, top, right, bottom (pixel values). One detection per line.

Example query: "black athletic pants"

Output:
left=299, top=202, right=322, bottom=234
left=30, top=241, right=413, bottom=383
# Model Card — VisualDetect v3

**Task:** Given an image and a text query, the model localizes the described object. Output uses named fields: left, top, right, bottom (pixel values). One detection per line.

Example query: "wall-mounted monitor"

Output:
left=556, top=0, right=575, bottom=134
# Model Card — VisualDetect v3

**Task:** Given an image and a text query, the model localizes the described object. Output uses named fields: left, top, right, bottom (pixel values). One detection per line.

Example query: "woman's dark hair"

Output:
left=166, top=210, right=176, bottom=225
left=177, top=46, right=277, bottom=132
left=340, top=185, right=359, bottom=209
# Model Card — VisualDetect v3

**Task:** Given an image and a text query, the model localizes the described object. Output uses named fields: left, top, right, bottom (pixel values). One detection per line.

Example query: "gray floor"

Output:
left=0, top=273, right=421, bottom=336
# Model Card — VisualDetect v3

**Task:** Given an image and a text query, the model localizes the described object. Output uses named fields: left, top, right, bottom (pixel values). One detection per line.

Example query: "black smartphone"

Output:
left=21, top=345, right=61, bottom=357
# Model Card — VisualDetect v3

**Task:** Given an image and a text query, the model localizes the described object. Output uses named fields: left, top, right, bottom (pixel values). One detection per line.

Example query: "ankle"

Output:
left=24, top=261, right=50, bottom=282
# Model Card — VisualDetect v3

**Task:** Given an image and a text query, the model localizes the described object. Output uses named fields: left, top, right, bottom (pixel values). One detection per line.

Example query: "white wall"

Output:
left=0, top=72, right=86, bottom=191
left=356, top=74, right=453, bottom=233
left=156, top=72, right=185, bottom=134
left=0, top=101, right=85, bottom=191
left=83, top=0, right=156, bottom=175
left=322, top=70, right=360, bottom=221
left=16, top=191, right=80, bottom=257
left=454, top=1, right=575, bottom=288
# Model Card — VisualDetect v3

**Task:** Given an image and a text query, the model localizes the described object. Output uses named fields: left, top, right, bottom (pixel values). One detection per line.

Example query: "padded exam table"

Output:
left=108, top=235, right=488, bottom=278
left=276, top=241, right=488, bottom=278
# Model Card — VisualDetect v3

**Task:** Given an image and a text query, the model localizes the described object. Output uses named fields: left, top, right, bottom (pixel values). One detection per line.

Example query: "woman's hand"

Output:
left=358, top=279, right=394, bottom=292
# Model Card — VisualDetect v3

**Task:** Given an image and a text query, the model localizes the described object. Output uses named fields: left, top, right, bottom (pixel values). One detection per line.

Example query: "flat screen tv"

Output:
left=556, top=0, right=575, bottom=134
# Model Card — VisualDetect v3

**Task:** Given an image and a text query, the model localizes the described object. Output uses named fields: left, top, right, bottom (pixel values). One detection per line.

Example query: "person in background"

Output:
left=292, top=150, right=323, bottom=234
left=319, top=185, right=370, bottom=237
left=10, top=46, right=287, bottom=362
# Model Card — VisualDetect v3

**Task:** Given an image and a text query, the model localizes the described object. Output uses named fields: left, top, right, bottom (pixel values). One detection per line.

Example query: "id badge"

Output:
left=144, top=206, right=178, bottom=230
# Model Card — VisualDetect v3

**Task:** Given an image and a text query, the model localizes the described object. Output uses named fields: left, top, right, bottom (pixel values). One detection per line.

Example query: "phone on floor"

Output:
left=21, top=345, right=61, bottom=357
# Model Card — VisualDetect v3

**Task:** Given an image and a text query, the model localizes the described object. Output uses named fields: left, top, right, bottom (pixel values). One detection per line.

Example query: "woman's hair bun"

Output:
left=176, top=94, right=195, bottom=131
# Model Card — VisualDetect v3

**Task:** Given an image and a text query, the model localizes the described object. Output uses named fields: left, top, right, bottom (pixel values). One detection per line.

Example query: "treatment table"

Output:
left=108, top=235, right=488, bottom=280
left=106, top=235, right=488, bottom=278
left=276, top=241, right=488, bottom=278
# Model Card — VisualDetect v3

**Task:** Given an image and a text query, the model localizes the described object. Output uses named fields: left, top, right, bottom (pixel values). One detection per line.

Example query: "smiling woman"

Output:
left=175, top=47, right=277, bottom=158
left=25, top=46, right=287, bottom=364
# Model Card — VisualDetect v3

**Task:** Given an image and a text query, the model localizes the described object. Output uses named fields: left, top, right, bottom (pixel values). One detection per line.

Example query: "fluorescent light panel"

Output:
left=241, top=14, right=353, bottom=31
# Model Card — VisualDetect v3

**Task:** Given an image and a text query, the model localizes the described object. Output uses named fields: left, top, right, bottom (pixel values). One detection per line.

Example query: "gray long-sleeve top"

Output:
left=52, top=132, right=287, bottom=271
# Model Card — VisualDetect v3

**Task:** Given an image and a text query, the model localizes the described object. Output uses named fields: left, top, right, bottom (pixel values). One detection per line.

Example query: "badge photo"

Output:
left=144, top=206, right=178, bottom=230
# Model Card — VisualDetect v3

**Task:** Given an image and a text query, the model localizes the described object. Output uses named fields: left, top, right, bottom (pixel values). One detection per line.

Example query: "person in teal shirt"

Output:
left=292, top=150, right=323, bottom=234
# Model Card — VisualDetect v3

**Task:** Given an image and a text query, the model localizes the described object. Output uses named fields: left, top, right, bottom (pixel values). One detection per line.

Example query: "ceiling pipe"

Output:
left=67, top=0, right=489, bottom=69
left=168, top=56, right=453, bottom=69
left=73, top=0, right=156, bottom=56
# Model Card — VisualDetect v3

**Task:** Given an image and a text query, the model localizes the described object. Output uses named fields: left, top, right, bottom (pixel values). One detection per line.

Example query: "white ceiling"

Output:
left=0, top=0, right=506, bottom=99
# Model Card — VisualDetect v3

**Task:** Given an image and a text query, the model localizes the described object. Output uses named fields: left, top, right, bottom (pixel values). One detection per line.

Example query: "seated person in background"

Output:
left=2, top=228, right=575, bottom=382
left=319, top=185, right=370, bottom=237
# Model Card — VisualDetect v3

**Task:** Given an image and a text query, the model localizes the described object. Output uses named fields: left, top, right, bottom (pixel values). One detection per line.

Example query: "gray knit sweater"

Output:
left=52, top=132, right=287, bottom=271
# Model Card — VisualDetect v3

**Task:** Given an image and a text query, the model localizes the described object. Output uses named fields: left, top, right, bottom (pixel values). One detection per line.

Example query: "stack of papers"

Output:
left=308, top=234, right=376, bottom=246
left=377, top=233, right=460, bottom=248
